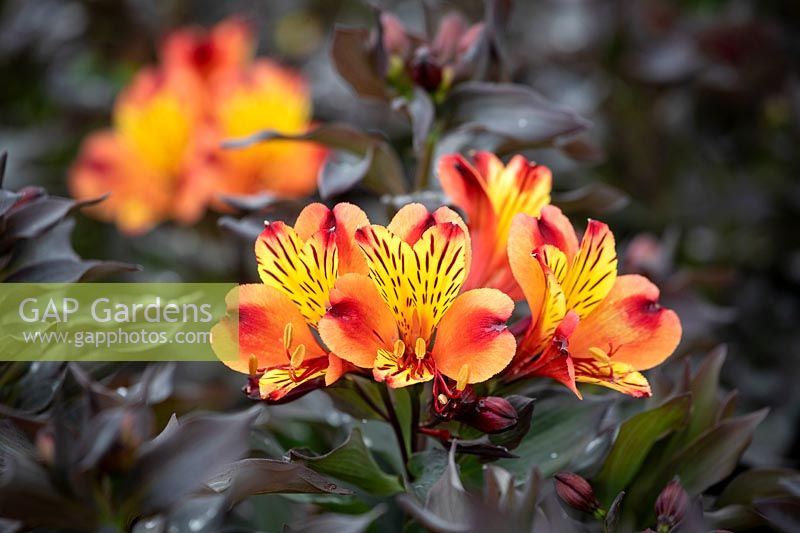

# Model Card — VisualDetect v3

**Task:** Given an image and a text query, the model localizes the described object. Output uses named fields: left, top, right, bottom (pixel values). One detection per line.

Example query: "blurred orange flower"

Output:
left=504, top=206, right=682, bottom=397
left=69, top=17, right=325, bottom=235
left=438, top=151, right=551, bottom=299
left=70, top=68, right=212, bottom=235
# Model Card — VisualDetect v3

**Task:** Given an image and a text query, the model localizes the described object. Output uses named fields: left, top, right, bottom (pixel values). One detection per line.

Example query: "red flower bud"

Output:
left=655, top=478, right=689, bottom=530
left=410, top=48, right=443, bottom=92
left=462, top=396, right=518, bottom=433
left=554, top=472, right=600, bottom=513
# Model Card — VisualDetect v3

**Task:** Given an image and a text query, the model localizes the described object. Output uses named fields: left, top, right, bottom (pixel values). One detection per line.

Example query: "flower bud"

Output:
left=554, top=472, right=600, bottom=513
left=655, top=478, right=689, bottom=530
left=410, top=48, right=443, bottom=92
left=462, top=396, right=518, bottom=433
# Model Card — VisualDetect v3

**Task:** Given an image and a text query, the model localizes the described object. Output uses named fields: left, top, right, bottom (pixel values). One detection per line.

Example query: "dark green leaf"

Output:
left=408, top=449, right=449, bottom=501
left=594, top=394, right=691, bottom=503
left=442, top=82, right=590, bottom=149
left=325, top=375, right=388, bottom=421
left=496, top=395, right=612, bottom=478
left=124, top=406, right=260, bottom=514
left=205, top=458, right=353, bottom=504
left=289, top=427, right=404, bottom=496
left=318, top=148, right=374, bottom=199
left=394, top=88, right=434, bottom=153
left=284, top=504, right=387, bottom=533
left=686, top=345, right=726, bottom=440
left=604, top=491, right=624, bottom=533
left=716, top=468, right=800, bottom=508
left=330, top=26, right=387, bottom=100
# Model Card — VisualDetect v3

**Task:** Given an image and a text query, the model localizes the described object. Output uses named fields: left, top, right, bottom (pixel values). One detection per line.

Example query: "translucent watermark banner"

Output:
left=0, top=283, right=239, bottom=362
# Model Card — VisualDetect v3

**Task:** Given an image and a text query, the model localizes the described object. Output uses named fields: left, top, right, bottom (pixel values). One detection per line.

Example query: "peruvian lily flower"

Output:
left=318, top=203, right=517, bottom=388
left=504, top=206, right=682, bottom=397
left=70, top=67, right=213, bottom=235
left=438, top=151, right=552, bottom=300
left=211, top=203, right=369, bottom=401
left=70, top=18, right=325, bottom=234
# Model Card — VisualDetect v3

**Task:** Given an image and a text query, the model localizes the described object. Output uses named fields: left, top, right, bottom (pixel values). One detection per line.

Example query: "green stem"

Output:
left=413, top=134, right=436, bottom=191
left=409, top=384, right=421, bottom=453
left=379, top=385, right=411, bottom=480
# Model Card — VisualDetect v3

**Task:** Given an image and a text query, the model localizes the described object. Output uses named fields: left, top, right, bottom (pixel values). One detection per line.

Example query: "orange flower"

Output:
left=211, top=203, right=369, bottom=401
left=70, top=18, right=325, bottom=234
left=504, top=206, right=682, bottom=397
left=318, top=204, right=517, bottom=388
left=208, top=60, right=327, bottom=200
left=438, top=151, right=551, bottom=300
left=69, top=68, right=212, bottom=234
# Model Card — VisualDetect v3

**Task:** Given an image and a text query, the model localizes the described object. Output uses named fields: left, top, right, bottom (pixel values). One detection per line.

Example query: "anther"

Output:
left=393, top=339, right=406, bottom=358
left=588, top=347, right=610, bottom=362
left=414, top=337, right=426, bottom=360
left=248, top=354, right=258, bottom=376
left=283, top=322, right=294, bottom=350
left=290, top=344, right=306, bottom=368
left=456, top=364, right=470, bottom=391
left=437, top=393, right=449, bottom=405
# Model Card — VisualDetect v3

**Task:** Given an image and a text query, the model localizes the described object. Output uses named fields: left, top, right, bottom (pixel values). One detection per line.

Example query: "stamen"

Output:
left=456, top=364, right=470, bottom=391
left=393, top=339, right=406, bottom=359
left=437, top=393, right=449, bottom=405
left=283, top=322, right=294, bottom=350
left=414, top=337, right=426, bottom=360
left=290, top=344, right=306, bottom=368
left=248, top=354, right=258, bottom=376
left=588, top=347, right=610, bottom=362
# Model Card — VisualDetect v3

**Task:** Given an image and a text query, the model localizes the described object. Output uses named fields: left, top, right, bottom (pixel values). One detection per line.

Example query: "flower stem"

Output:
left=413, top=134, right=436, bottom=191
left=379, top=385, right=411, bottom=479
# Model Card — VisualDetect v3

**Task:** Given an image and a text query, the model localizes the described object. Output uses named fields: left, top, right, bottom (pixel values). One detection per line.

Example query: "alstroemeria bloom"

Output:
left=504, top=206, right=681, bottom=397
left=438, top=151, right=551, bottom=300
left=70, top=68, right=212, bottom=234
left=209, top=60, right=327, bottom=200
left=211, top=203, right=369, bottom=401
left=71, top=19, right=325, bottom=234
left=318, top=203, right=516, bottom=388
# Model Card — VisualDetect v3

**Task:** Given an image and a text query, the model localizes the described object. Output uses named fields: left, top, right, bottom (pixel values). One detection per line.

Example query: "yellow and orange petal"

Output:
left=69, top=132, right=173, bottom=235
left=507, top=206, right=579, bottom=319
left=568, top=275, right=682, bottom=371
left=355, top=218, right=467, bottom=344
left=161, top=17, right=254, bottom=89
left=517, top=247, right=567, bottom=356
left=114, top=67, right=205, bottom=178
left=255, top=221, right=337, bottom=326
left=318, top=273, right=399, bottom=369
left=257, top=356, right=330, bottom=401
left=438, top=152, right=551, bottom=299
left=573, top=350, right=651, bottom=398
left=211, top=60, right=326, bottom=199
left=211, top=284, right=325, bottom=374
left=386, top=203, right=472, bottom=277
left=294, top=202, right=370, bottom=275
left=561, top=220, right=618, bottom=319
left=430, top=288, right=516, bottom=384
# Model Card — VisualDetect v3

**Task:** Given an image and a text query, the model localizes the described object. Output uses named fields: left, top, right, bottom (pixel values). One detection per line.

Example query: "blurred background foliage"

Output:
left=1, top=0, right=799, bottom=530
